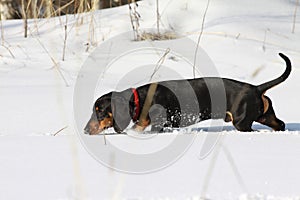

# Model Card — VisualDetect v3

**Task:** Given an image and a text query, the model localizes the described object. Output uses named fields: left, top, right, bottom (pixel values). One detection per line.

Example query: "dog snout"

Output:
left=84, top=124, right=91, bottom=135
left=278, top=120, right=285, bottom=131
left=84, top=119, right=103, bottom=135
left=84, top=125, right=89, bottom=134
left=271, top=119, right=285, bottom=131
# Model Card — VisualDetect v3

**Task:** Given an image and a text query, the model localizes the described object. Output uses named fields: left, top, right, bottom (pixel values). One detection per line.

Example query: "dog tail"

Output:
left=257, top=53, right=291, bottom=94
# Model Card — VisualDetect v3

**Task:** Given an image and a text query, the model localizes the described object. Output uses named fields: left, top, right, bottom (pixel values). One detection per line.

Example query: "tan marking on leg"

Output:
left=133, top=119, right=150, bottom=132
left=226, top=111, right=234, bottom=122
left=134, top=124, right=147, bottom=132
left=262, top=95, right=269, bottom=114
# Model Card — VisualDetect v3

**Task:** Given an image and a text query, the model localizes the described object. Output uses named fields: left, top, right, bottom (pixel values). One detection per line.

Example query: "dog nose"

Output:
left=84, top=124, right=91, bottom=135
left=280, top=122, right=285, bottom=131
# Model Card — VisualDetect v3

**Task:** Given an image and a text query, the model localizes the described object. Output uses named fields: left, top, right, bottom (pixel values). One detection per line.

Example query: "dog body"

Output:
left=85, top=53, right=291, bottom=135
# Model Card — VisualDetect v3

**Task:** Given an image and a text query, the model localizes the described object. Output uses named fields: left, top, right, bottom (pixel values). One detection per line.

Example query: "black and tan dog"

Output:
left=84, top=53, right=291, bottom=135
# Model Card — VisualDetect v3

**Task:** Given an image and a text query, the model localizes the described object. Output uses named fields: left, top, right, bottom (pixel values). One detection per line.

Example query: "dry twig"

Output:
left=62, top=17, right=68, bottom=61
left=53, top=126, right=68, bottom=136
left=138, top=48, right=170, bottom=127
left=292, top=0, right=299, bottom=33
left=193, top=0, right=210, bottom=78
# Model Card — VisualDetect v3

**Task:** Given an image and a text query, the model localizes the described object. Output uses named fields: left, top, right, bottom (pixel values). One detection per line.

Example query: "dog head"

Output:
left=84, top=93, right=114, bottom=135
left=84, top=91, right=133, bottom=135
left=258, top=96, right=285, bottom=131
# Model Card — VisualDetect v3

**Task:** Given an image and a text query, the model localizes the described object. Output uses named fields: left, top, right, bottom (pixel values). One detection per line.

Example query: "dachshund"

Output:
left=84, top=53, right=291, bottom=134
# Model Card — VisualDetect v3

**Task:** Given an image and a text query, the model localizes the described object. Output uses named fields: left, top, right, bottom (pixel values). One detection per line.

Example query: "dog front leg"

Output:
left=133, top=118, right=151, bottom=132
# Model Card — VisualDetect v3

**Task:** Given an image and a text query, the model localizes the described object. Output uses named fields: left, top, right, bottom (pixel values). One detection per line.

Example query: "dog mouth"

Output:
left=84, top=118, right=113, bottom=135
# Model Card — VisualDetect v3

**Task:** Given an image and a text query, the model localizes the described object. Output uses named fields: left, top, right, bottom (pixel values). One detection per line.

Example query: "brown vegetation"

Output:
left=0, top=0, right=138, bottom=20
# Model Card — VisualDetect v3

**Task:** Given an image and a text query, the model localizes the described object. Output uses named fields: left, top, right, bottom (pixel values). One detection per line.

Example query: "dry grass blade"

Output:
left=88, top=11, right=97, bottom=48
left=52, top=0, right=75, bottom=17
left=53, top=126, right=68, bottom=136
left=292, top=0, right=299, bottom=33
left=138, top=82, right=158, bottom=126
left=128, top=1, right=140, bottom=41
left=21, top=0, right=28, bottom=38
left=150, top=48, right=170, bottom=81
left=138, top=48, right=170, bottom=127
left=252, top=66, right=265, bottom=78
left=62, top=16, right=68, bottom=61
left=30, top=29, right=70, bottom=86
left=0, top=4, right=4, bottom=45
left=193, top=0, right=210, bottom=78
left=62, top=24, right=67, bottom=61
left=156, top=0, right=160, bottom=34
left=0, top=45, right=15, bottom=58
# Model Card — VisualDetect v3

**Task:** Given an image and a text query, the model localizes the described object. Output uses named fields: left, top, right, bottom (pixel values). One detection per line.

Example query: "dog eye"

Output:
left=95, top=107, right=104, bottom=112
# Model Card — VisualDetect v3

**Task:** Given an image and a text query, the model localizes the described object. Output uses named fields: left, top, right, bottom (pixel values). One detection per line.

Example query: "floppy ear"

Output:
left=111, top=93, right=132, bottom=133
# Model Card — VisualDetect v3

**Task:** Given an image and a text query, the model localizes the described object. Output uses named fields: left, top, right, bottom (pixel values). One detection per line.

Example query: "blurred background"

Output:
left=0, top=0, right=138, bottom=20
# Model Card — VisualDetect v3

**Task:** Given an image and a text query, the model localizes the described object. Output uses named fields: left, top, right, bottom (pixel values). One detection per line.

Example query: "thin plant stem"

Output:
left=193, top=0, right=210, bottom=78
left=156, top=0, right=160, bottom=34
left=292, top=0, right=299, bottom=33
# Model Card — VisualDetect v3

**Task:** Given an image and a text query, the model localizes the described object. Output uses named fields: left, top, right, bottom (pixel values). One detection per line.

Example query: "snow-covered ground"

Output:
left=1, top=0, right=300, bottom=199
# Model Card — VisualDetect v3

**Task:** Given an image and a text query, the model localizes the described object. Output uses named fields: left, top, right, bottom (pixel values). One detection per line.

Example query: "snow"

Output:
left=1, top=0, right=300, bottom=199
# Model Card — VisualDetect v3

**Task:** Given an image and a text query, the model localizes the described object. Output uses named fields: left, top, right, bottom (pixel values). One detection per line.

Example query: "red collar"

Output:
left=132, top=88, right=140, bottom=121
